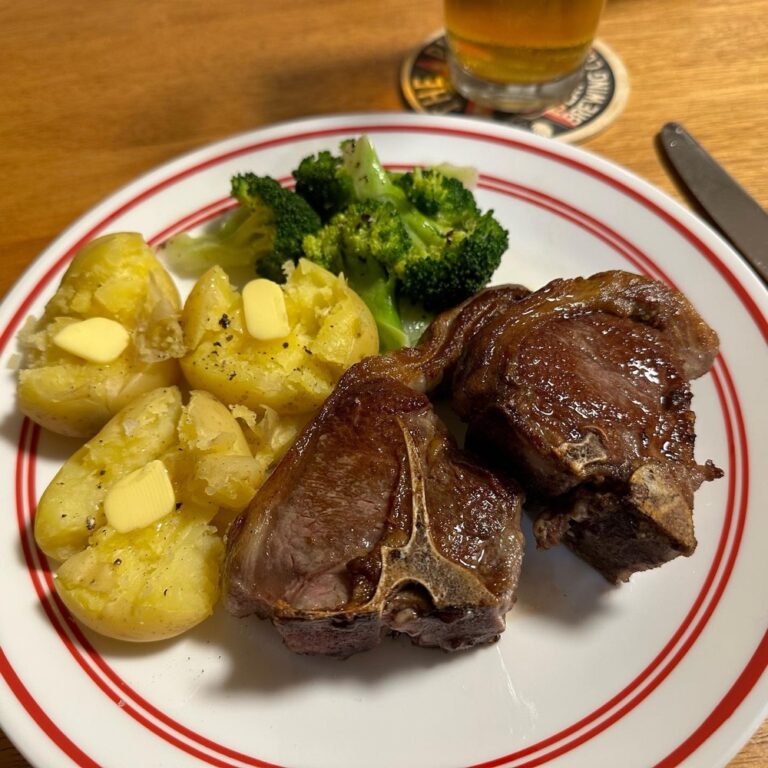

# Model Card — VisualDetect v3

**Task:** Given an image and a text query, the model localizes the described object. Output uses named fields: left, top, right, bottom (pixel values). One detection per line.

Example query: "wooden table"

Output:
left=1, top=1, right=766, bottom=766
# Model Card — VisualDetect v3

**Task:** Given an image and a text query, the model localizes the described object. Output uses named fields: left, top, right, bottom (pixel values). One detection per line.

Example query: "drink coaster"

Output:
left=401, top=32, right=629, bottom=144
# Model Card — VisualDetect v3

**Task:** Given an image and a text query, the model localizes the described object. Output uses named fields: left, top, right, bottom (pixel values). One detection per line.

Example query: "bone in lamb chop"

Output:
left=445, top=270, right=722, bottom=583
left=224, top=352, right=525, bottom=658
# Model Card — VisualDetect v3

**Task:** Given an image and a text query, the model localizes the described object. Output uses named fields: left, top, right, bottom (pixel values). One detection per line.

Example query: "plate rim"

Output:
left=1, top=112, right=766, bottom=768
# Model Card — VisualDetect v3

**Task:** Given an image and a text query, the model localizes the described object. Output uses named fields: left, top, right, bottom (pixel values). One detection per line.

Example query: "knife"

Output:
left=658, top=122, right=768, bottom=283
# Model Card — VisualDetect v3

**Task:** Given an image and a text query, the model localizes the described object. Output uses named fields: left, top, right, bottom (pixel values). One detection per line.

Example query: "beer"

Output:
left=445, top=0, right=605, bottom=109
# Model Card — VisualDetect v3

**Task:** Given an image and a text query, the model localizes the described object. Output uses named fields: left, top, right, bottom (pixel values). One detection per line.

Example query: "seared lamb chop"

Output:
left=449, top=271, right=722, bottom=583
left=354, top=283, right=531, bottom=393
left=224, top=360, right=524, bottom=658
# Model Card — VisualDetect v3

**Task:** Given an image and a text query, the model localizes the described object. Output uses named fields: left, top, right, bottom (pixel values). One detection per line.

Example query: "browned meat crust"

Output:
left=450, top=271, right=722, bottom=582
left=224, top=360, right=525, bottom=657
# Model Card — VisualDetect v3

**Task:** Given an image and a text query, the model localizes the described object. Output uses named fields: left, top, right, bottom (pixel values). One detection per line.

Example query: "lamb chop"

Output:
left=353, top=283, right=531, bottom=393
left=449, top=271, right=722, bottom=583
left=224, top=358, right=525, bottom=658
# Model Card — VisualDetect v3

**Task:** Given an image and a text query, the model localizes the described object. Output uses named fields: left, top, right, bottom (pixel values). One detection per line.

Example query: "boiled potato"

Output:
left=230, top=404, right=307, bottom=475
left=181, top=259, right=378, bottom=414
left=174, top=390, right=265, bottom=519
left=35, top=385, right=278, bottom=641
left=55, top=509, right=223, bottom=642
left=35, top=387, right=183, bottom=562
left=35, top=386, right=267, bottom=563
left=18, top=233, right=185, bottom=437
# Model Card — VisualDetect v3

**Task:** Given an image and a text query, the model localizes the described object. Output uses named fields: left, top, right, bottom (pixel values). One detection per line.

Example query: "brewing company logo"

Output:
left=401, top=34, right=629, bottom=144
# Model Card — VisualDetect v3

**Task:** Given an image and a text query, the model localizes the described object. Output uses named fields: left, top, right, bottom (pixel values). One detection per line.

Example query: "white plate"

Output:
left=1, top=113, right=766, bottom=768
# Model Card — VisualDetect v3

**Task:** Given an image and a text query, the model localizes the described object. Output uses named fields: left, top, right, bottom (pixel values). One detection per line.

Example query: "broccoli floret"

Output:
left=297, top=136, right=509, bottom=347
left=368, top=163, right=507, bottom=312
left=299, top=223, right=343, bottom=273
left=230, top=174, right=321, bottom=281
left=295, top=137, right=410, bottom=217
left=337, top=140, right=507, bottom=309
left=293, top=151, right=354, bottom=222
left=163, top=174, right=321, bottom=280
left=394, top=168, right=479, bottom=225
left=396, top=212, right=509, bottom=311
left=162, top=206, right=264, bottom=275
left=302, top=201, right=410, bottom=351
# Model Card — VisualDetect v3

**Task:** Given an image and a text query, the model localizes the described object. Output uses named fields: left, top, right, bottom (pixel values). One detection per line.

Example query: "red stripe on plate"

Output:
left=466, top=357, right=742, bottom=768
left=3, top=418, right=99, bottom=768
left=2, top=122, right=764, bottom=768
left=480, top=180, right=652, bottom=276
left=0, top=647, right=100, bottom=768
left=653, top=358, right=757, bottom=768
left=148, top=197, right=235, bottom=247
left=18, top=423, right=284, bottom=768
left=655, top=628, right=768, bottom=768
left=21, top=193, right=746, bottom=768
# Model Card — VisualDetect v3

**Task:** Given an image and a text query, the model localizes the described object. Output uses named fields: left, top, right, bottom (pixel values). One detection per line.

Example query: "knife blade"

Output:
left=659, top=122, right=768, bottom=282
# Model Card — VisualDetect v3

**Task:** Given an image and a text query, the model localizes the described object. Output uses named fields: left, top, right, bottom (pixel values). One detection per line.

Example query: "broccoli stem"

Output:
left=163, top=207, right=271, bottom=275
left=341, top=250, right=407, bottom=352
left=399, top=297, right=435, bottom=347
left=357, top=279, right=408, bottom=353
left=342, top=136, right=404, bottom=205
left=399, top=211, right=446, bottom=250
left=342, top=136, right=446, bottom=251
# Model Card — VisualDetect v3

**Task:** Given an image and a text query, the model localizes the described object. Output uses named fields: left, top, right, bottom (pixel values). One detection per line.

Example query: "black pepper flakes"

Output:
left=213, top=341, right=222, bottom=347
left=218, top=313, right=230, bottom=329
left=113, top=558, right=122, bottom=566
left=282, top=342, right=289, bottom=349
left=228, top=372, right=237, bottom=380
left=85, top=515, right=96, bottom=531
left=175, top=502, right=183, bottom=510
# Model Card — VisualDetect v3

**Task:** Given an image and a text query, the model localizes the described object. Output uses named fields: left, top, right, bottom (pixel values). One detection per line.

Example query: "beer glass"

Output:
left=445, top=0, right=606, bottom=112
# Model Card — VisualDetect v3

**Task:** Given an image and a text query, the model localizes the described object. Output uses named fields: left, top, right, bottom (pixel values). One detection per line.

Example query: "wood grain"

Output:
left=0, top=1, right=766, bottom=766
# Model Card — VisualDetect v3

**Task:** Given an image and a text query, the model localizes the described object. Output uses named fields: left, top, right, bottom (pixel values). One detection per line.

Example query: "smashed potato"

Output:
left=29, top=242, right=381, bottom=643
left=35, top=387, right=183, bottom=562
left=171, top=390, right=265, bottom=523
left=55, top=510, right=223, bottom=642
left=36, top=385, right=275, bottom=642
left=18, top=233, right=184, bottom=437
left=180, top=259, right=378, bottom=414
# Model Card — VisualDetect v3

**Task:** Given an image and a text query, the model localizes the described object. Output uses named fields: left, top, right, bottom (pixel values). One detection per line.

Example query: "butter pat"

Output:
left=53, top=317, right=130, bottom=363
left=242, top=279, right=290, bottom=340
left=104, top=460, right=176, bottom=533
